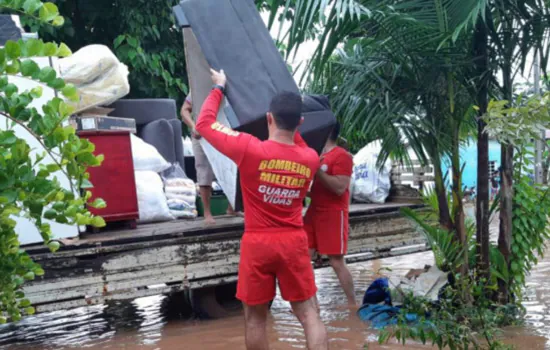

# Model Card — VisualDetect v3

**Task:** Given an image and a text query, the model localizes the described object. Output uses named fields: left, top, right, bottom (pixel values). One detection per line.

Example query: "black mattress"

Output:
left=173, top=0, right=337, bottom=211
left=173, top=0, right=336, bottom=154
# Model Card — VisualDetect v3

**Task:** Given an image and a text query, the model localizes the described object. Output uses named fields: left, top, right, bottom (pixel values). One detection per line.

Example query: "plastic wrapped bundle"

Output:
left=163, top=164, right=198, bottom=219
left=58, top=45, right=130, bottom=113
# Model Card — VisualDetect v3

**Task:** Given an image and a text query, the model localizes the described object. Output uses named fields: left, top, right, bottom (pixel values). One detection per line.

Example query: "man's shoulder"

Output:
left=326, top=146, right=352, bottom=161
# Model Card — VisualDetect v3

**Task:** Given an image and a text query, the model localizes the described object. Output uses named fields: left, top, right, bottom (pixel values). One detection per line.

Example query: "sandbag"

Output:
left=352, top=141, right=392, bottom=204
left=58, top=45, right=119, bottom=85
left=135, top=171, right=173, bottom=223
left=130, top=134, right=170, bottom=173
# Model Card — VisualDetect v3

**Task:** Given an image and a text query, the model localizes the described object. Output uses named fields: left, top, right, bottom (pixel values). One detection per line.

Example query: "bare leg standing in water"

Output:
left=244, top=298, right=327, bottom=350
left=329, top=255, right=356, bottom=305
left=305, top=122, right=356, bottom=306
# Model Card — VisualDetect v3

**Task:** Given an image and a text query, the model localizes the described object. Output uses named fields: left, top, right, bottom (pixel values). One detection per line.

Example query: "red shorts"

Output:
left=236, top=230, right=317, bottom=305
left=304, top=208, right=349, bottom=255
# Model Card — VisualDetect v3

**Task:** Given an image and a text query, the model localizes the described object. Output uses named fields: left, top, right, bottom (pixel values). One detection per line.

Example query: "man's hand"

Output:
left=210, top=68, right=226, bottom=87
left=191, top=128, right=202, bottom=140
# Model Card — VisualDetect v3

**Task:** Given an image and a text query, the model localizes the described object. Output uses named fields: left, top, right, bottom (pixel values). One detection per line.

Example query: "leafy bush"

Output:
left=0, top=0, right=105, bottom=323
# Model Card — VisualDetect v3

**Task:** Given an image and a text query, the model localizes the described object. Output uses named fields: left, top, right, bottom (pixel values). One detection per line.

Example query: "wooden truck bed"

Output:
left=23, top=202, right=428, bottom=313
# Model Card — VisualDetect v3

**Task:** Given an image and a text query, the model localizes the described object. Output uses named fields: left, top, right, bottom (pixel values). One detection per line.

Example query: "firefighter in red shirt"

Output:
left=304, top=122, right=356, bottom=306
left=196, top=69, right=328, bottom=350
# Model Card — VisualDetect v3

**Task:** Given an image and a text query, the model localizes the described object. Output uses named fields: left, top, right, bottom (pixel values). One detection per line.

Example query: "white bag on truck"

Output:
left=70, top=63, right=130, bottom=113
left=352, top=140, right=392, bottom=204
left=58, top=45, right=119, bottom=85
left=58, top=44, right=130, bottom=113
left=135, top=171, right=173, bottom=223
left=130, top=134, right=170, bottom=173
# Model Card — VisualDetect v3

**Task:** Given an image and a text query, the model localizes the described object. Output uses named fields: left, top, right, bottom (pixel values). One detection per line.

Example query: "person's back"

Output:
left=239, top=138, right=319, bottom=232
left=195, top=69, right=328, bottom=350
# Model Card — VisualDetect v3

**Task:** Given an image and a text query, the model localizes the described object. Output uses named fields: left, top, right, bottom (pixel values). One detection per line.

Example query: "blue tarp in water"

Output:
left=357, top=277, right=420, bottom=329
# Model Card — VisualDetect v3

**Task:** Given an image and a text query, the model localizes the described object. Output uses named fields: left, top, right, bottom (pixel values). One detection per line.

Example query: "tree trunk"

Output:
left=474, top=19, right=490, bottom=279
left=498, top=40, right=514, bottom=302
left=451, top=127, right=468, bottom=274
left=498, top=144, right=513, bottom=303
left=433, top=155, right=453, bottom=231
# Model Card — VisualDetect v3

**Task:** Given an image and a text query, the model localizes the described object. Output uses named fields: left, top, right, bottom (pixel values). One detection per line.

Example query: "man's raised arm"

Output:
left=195, top=69, right=254, bottom=166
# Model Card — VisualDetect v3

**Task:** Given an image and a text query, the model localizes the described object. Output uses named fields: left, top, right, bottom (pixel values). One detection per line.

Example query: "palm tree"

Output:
left=269, top=0, right=550, bottom=292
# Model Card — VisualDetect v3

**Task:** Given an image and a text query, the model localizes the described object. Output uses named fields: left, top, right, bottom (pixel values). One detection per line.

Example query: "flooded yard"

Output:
left=1, top=249, right=549, bottom=349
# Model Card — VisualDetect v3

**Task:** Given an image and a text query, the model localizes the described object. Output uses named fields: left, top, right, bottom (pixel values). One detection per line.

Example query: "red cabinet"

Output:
left=78, top=131, right=139, bottom=227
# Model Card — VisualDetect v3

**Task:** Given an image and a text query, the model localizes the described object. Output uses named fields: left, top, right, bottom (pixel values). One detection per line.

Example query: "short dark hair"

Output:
left=329, top=121, right=341, bottom=141
left=269, top=91, right=302, bottom=131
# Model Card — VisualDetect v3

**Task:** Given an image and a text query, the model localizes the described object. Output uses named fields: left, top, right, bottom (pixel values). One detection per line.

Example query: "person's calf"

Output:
left=244, top=303, right=270, bottom=350
left=291, top=297, right=328, bottom=350
left=329, top=255, right=356, bottom=306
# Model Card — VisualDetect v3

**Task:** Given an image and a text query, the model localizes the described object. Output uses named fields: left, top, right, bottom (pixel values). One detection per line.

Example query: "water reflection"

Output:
left=1, top=251, right=549, bottom=349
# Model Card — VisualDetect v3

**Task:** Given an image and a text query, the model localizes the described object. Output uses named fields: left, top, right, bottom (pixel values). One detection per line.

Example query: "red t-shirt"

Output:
left=309, top=146, right=353, bottom=211
left=196, top=89, right=320, bottom=233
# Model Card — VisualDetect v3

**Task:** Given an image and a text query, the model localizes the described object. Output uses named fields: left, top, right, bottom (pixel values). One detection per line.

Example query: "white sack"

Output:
left=130, top=134, right=170, bottom=173
left=135, top=171, right=173, bottom=223
left=352, top=140, right=392, bottom=204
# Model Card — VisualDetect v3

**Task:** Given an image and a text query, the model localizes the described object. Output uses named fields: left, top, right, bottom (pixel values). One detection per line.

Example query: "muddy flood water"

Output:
left=1, top=248, right=549, bottom=350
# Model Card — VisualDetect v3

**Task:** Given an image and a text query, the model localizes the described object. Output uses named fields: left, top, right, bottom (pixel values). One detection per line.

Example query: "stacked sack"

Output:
left=162, top=164, right=197, bottom=219
left=130, top=134, right=173, bottom=223
left=58, top=44, right=130, bottom=113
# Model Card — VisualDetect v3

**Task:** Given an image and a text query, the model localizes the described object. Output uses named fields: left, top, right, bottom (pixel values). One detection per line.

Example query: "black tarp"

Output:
left=0, top=16, right=22, bottom=46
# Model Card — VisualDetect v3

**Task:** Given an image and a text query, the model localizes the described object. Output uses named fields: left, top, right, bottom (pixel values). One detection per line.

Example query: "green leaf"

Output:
left=90, top=198, right=106, bottom=209
left=52, top=16, right=64, bottom=27
left=24, top=38, right=44, bottom=56
left=47, top=241, right=60, bottom=252
left=42, top=43, right=58, bottom=56
left=0, top=131, right=17, bottom=146
left=5, top=60, right=20, bottom=74
left=19, top=299, right=31, bottom=307
left=4, top=84, right=18, bottom=97
left=23, top=272, right=35, bottom=281
left=20, top=60, right=40, bottom=77
left=127, top=37, right=138, bottom=48
left=25, top=307, right=36, bottom=315
left=43, top=209, right=57, bottom=220
left=48, top=78, right=65, bottom=90
left=61, top=84, right=78, bottom=102
left=56, top=43, right=71, bottom=57
left=5, top=41, right=21, bottom=59
left=23, top=0, right=43, bottom=14
left=91, top=216, right=106, bottom=228
left=39, top=2, right=60, bottom=22
left=114, top=35, right=125, bottom=48
left=30, top=86, right=43, bottom=99
left=38, top=67, right=56, bottom=83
